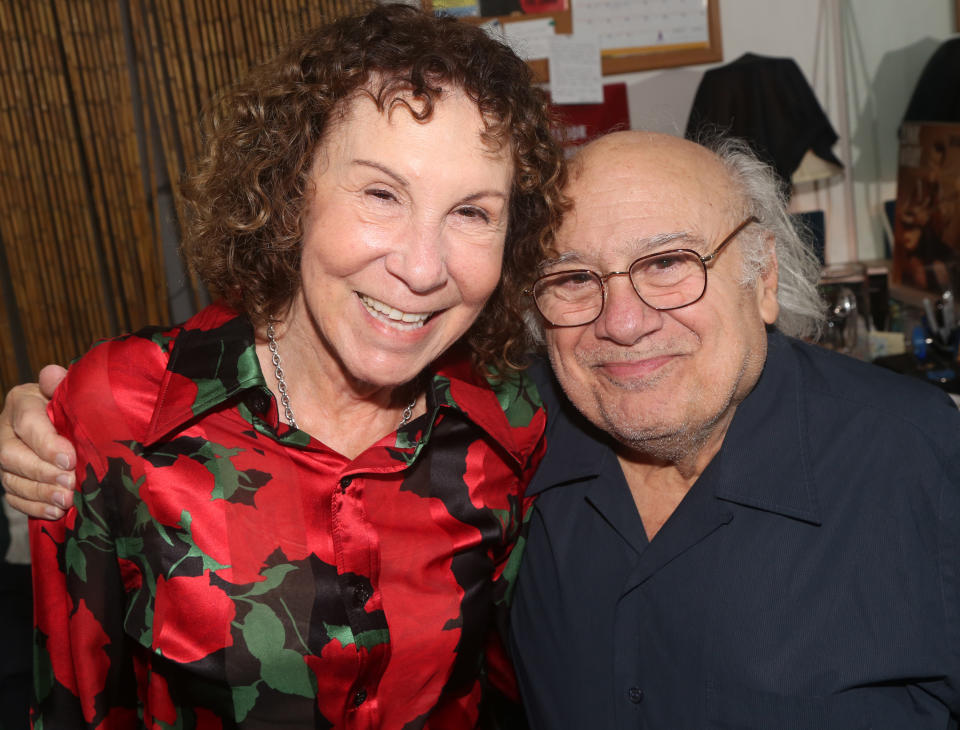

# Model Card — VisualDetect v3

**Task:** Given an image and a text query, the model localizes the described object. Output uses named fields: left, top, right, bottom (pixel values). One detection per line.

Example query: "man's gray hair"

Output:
left=707, top=135, right=826, bottom=339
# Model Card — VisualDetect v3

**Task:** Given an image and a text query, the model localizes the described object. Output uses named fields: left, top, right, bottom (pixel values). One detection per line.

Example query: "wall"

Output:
left=598, top=0, right=955, bottom=265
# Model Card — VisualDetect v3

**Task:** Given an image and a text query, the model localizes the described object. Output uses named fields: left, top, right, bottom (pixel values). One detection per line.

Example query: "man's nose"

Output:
left=593, top=274, right=664, bottom=344
left=384, top=226, right=448, bottom=294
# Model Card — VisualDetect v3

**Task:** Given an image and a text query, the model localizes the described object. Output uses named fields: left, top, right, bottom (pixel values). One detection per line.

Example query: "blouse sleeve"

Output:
left=30, top=378, right=139, bottom=728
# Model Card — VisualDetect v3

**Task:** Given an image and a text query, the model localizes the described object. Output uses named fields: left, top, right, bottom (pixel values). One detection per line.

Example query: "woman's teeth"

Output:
left=360, top=294, right=430, bottom=328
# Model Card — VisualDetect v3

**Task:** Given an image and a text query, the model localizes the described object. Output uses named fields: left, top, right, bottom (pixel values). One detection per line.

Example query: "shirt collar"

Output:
left=525, top=332, right=821, bottom=525
left=420, top=350, right=547, bottom=468
left=524, top=358, right=614, bottom=496
left=142, top=304, right=542, bottom=465
left=143, top=304, right=268, bottom=445
left=709, top=330, right=821, bottom=524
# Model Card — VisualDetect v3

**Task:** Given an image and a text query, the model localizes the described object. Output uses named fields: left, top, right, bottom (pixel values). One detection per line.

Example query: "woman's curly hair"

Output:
left=181, top=2, right=567, bottom=376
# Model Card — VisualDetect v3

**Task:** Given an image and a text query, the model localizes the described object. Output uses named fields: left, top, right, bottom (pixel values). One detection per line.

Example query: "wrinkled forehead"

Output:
left=308, top=84, right=513, bottom=182
left=551, top=138, right=742, bottom=264
left=329, top=79, right=508, bottom=151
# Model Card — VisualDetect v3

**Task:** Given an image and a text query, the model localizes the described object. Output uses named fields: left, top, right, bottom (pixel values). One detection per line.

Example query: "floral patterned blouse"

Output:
left=30, top=304, right=546, bottom=729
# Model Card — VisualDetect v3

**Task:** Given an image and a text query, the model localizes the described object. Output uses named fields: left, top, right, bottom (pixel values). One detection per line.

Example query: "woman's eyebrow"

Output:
left=353, top=158, right=408, bottom=186
left=460, top=190, right=510, bottom=203
left=352, top=160, right=509, bottom=204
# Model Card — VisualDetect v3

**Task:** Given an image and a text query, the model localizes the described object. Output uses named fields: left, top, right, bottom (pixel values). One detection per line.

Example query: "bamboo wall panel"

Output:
left=0, top=0, right=366, bottom=393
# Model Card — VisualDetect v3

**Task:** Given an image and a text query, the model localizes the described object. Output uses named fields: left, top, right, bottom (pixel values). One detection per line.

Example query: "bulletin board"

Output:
left=425, top=0, right=722, bottom=79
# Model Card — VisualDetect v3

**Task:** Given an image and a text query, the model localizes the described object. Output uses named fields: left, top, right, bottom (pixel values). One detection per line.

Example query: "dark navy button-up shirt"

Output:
left=511, top=331, right=960, bottom=729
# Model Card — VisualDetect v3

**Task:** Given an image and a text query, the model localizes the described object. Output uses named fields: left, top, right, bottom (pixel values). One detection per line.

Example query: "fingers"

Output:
left=0, top=378, right=75, bottom=520
left=0, top=436, right=75, bottom=508
left=3, top=485, right=68, bottom=521
left=38, top=364, right=68, bottom=399
left=8, top=382, right=76, bottom=472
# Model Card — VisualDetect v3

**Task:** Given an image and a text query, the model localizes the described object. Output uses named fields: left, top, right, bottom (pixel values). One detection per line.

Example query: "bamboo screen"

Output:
left=0, top=0, right=365, bottom=395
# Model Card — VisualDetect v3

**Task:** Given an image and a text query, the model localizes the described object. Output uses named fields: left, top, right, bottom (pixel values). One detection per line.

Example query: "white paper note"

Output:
left=502, top=17, right=557, bottom=60
left=548, top=35, right=603, bottom=105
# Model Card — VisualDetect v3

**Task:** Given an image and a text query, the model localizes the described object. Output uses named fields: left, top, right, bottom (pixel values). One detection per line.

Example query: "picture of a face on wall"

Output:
left=893, top=122, right=960, bottom=292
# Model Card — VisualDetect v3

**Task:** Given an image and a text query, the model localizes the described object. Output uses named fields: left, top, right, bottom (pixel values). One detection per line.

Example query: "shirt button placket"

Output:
left=334, top=471, right=382, bottom=727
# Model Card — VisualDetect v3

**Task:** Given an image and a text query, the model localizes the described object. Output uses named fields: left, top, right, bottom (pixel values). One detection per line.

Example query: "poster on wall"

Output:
left=430, top=0, right=566, bottom=18
left=892, top=121, right=960, bottom=293
left=548, top=82, right=629, bottom=154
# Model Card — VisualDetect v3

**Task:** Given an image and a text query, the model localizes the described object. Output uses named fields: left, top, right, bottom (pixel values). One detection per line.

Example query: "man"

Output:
left=4, top=132, right=960, bottom=728
left=509, top=132, right=960, bottom=728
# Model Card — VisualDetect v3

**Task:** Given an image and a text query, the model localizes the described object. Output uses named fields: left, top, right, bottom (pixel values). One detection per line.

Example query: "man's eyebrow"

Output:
left=540, top=230, right=702, bottom=272
left=538, top=251, right=586, bottom=271
left=639, top=231, right=701, bottom=252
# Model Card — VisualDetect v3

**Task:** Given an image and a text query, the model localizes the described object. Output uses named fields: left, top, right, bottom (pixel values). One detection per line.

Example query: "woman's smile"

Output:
left=358, top=293, right=434, bottom=329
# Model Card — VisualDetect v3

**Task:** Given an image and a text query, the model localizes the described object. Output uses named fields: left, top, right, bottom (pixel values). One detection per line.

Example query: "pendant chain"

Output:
left=266, top=321, right=416, bottom=430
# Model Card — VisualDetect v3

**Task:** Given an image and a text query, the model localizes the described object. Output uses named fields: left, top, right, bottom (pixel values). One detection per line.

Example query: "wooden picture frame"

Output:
left=424, top=1, right=722, bottom=81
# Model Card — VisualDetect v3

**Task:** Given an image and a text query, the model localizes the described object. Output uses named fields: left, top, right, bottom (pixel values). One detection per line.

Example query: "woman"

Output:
left=19, top=4, right=566, bottom=727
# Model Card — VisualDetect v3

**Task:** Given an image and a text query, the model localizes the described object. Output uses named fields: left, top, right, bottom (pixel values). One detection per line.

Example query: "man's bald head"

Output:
left=556, top=131, right=824, bottom=340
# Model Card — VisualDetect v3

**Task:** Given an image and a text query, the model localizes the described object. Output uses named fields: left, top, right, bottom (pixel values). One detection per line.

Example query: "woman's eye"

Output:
left=366, top=188, right=397, bottom=202
left=455, top=206, right=491, bottom=224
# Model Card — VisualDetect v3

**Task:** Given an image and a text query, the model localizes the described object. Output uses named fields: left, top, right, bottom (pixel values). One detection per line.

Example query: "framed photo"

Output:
left=891, top=121, right=960, bottom=293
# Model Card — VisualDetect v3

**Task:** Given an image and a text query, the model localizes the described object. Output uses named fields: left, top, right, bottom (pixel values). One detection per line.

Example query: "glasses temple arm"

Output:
left=700, top=215, right=759, bottom=263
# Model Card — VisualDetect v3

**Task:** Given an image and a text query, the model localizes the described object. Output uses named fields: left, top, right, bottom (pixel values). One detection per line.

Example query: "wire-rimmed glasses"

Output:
left=526, top=216, right=759, bottom=327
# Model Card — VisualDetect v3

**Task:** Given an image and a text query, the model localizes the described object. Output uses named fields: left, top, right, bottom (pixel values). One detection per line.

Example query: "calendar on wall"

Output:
left=575, top=0, right=711, bottom=56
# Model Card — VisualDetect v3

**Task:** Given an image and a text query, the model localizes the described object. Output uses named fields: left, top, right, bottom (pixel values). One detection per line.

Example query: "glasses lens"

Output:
left=630, top=251, right=706, bottom=310
left=535, top=271, right=603, bottom=326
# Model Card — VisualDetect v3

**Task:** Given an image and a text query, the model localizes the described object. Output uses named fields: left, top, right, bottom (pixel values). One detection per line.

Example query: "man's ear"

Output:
left=756, top=234, right=779, bottom=325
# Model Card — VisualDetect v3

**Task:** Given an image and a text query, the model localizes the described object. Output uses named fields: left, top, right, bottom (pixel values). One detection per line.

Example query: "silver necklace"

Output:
left=267, top=321, right=297, bottom=429
left=266, top=321, right=416, bottom=430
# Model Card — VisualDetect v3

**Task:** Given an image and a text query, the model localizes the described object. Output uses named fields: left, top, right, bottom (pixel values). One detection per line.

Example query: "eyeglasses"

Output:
left=526, top=216, right=759, bottom=328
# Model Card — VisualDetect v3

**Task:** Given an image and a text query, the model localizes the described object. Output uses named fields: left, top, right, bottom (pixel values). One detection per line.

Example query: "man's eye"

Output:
left=551, top=272, right=596, bottom=289
left=649, top=253, right=684, bottom=270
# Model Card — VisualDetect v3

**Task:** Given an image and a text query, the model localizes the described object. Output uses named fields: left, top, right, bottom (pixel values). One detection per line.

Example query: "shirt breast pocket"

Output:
left=706, top=683, right=871, bottom=730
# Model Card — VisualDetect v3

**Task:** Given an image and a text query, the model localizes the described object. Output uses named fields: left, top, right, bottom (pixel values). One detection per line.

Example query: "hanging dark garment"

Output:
left=686, top=53, right=842, bottom=191
left=903, top=36, right=960, bottom=124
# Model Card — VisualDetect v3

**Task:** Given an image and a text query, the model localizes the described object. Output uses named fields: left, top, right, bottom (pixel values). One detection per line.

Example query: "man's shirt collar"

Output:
left=711, top=330, right=821, bottom=525
left=528, top=331, right=822, bottom=525
left=524, top=358, right=612, bottom=496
